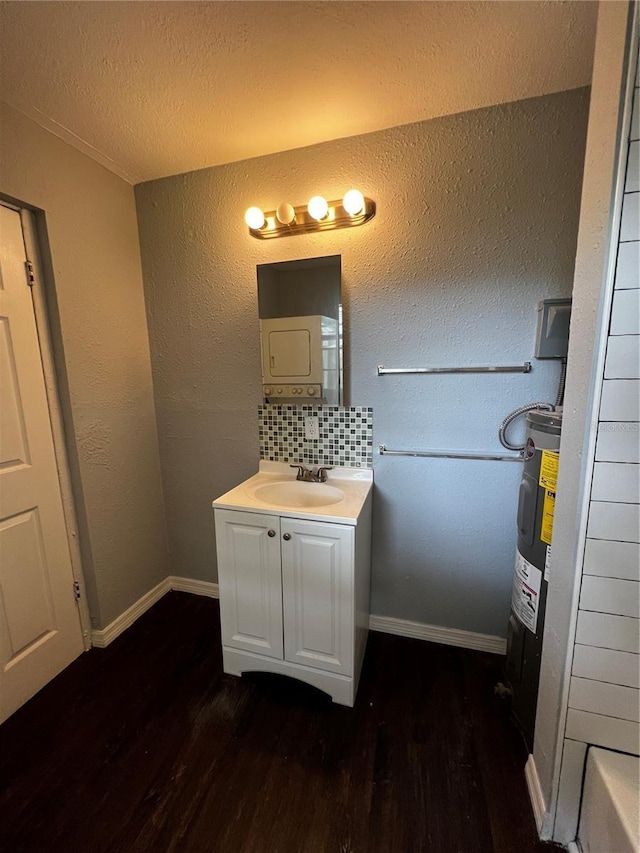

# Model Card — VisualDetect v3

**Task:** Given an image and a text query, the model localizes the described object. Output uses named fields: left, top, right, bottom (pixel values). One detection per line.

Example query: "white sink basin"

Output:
left=252, top=480, right=345, bottom=508
left=213, top=462, right=372, bottom=523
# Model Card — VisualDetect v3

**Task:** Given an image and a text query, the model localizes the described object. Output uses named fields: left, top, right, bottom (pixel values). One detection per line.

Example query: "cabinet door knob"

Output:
left=282, top=533, right=291, bottom=541
left=267, top=529, right=276, bottom=537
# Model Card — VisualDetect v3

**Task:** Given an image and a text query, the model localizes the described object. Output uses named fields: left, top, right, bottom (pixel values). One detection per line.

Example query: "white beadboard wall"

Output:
left=567, top=58, right=640, bottom=757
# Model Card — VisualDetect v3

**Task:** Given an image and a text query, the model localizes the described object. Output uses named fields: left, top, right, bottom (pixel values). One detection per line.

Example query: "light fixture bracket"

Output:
left=248, top=197, right=376, bottom=239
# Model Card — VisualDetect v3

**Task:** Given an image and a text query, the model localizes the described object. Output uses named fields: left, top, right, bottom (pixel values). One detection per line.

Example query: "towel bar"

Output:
left=378, top=444, right=523, bottom=462
left=377, top=362, right=531, bottom=376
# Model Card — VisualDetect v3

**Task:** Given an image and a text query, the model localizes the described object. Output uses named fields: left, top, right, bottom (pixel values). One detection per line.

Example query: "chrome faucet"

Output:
left=290, top=464, right=333, bottom=483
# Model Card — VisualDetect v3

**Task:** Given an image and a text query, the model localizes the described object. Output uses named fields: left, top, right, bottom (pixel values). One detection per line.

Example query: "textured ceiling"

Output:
left=0, top=1, right=597, bottom=184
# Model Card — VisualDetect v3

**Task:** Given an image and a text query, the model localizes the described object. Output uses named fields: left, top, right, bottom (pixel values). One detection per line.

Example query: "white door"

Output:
left=0, top=204, right=84, bottom=723
left=281, top=518, right=353, bottom=675
left=215, top=509, right=283, bottom=659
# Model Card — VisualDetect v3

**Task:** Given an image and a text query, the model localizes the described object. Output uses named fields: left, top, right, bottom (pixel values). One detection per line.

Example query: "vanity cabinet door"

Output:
left=215, top=509, right=283, bottom=659
left=281, top=519, right=354, bottom=675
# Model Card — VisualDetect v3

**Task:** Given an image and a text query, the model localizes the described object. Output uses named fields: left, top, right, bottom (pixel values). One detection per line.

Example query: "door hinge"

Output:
left=73, top=580, right=81, bottom=601
left=25, top=260, right=35, bottom=287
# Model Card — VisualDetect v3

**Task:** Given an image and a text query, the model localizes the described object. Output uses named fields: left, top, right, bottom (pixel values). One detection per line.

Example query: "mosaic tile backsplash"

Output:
left=259, top=405, right=373, bottom=468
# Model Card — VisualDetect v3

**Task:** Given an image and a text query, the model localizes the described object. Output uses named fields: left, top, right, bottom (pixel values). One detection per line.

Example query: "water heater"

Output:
left=260, top=315, right=339, bottom=404
left=506, top=408, right=563, bottom=748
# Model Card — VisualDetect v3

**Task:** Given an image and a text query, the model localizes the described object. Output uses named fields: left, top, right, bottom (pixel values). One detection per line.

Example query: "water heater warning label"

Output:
left=539, top=450, right=559, bottom=545
left=512, top=552, right=542, bottom=634
left=541, top=489, right=556, bottom=545
left=539, top=450, right=559, bottom=490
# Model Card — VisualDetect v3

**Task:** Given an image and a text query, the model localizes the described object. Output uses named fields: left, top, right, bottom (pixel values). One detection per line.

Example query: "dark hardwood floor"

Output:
left=0, top=593, right=562, bottom=853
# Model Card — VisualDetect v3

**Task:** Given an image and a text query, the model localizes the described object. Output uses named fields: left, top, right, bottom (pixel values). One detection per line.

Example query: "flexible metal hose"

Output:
left=555, top=358, right=567, bottom=408
left=498, top=358, right=567, bottom=451
left=498, top=402, right=554, bottom=451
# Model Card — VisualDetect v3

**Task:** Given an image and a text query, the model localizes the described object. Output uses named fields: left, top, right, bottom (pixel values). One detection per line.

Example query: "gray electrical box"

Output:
left=535, top=299, right=572, bottom=359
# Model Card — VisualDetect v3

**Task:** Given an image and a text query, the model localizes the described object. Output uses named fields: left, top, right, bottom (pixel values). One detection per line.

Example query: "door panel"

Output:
left=0, top=204, right=84, bottom=723
left=0, top=509, right=55, bottom=659
left=281, top=518, right=353, bottom=675
left=0, top=317, right=30, bottom=470
left=215, top=509, right=283, bottom=658
left=268, top=329, right=311, bottom=377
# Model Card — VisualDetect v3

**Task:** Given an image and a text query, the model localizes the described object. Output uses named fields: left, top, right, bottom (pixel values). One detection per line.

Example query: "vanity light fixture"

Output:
left=244, top=188, right=375, bottom=239
left=342, top=189, right=365, bottom=216
left=307, top=195, right=329, bottom=221
left=244, top=206, right=266, bottom=230
left=276, top=202, right=296, bottom=225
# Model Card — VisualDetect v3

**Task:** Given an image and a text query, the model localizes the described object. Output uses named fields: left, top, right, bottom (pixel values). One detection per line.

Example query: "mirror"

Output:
left=257, top=255, right=343, bottom=405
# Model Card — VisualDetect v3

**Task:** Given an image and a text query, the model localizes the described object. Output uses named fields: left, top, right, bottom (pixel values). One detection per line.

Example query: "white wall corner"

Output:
left=91, top=576, right=220, bottom=648
left=532, top=0, right=638, bottom=830
left=554, top=739, right=589, bottom=846
left=525, top=754, right=548, bottom=837
left=91, top=577, right=172, bottom=648
left=169, top=576, right=220, bottom=598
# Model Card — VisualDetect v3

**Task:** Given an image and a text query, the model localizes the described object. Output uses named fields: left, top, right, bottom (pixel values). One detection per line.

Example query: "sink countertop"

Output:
left=212, top=461, right=373, bottom=525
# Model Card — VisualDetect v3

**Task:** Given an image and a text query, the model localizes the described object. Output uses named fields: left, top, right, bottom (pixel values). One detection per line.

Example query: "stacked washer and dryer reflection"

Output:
left=260, top=314, right=339, bottom=404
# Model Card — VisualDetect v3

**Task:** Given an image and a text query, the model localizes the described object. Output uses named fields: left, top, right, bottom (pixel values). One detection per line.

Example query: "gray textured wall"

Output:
left=136, top=89, right=589, bottom=638
left=0, top=102, right=169, bottom=629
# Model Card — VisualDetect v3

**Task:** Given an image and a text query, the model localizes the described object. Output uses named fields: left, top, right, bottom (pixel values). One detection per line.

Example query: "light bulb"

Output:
left=342, top=189, right=365, bottom=216
left=244, top=206, right=265, bottom=230
left=308, top=195, right=328, bottom=221
left=276, top=202, right=296, bottom=225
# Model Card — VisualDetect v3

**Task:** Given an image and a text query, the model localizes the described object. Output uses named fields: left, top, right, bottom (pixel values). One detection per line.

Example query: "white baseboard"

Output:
left=91, top=577, right=172, bottom=648
left=91, top=576, right=219, bottom=648
left=525, top=754, right=547, bottom=836
left=169, top=576, right=219, bottom=598
left=368, top=614, right=507, bottom=655
left=93, top=580, right=504, bottom=656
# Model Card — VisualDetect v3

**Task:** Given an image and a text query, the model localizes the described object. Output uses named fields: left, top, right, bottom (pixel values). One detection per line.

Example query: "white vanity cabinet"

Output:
left=214, top=510, right=284, bottom=660
left=214, top=493, right=372, bottom=706
left=281, top=517, right=353, bottom=677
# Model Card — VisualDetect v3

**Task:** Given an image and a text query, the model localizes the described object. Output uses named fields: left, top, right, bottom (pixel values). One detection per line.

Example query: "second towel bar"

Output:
left=378, top=444, right=523, bottom=462
left=377, top=362, right=531, bottom=375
